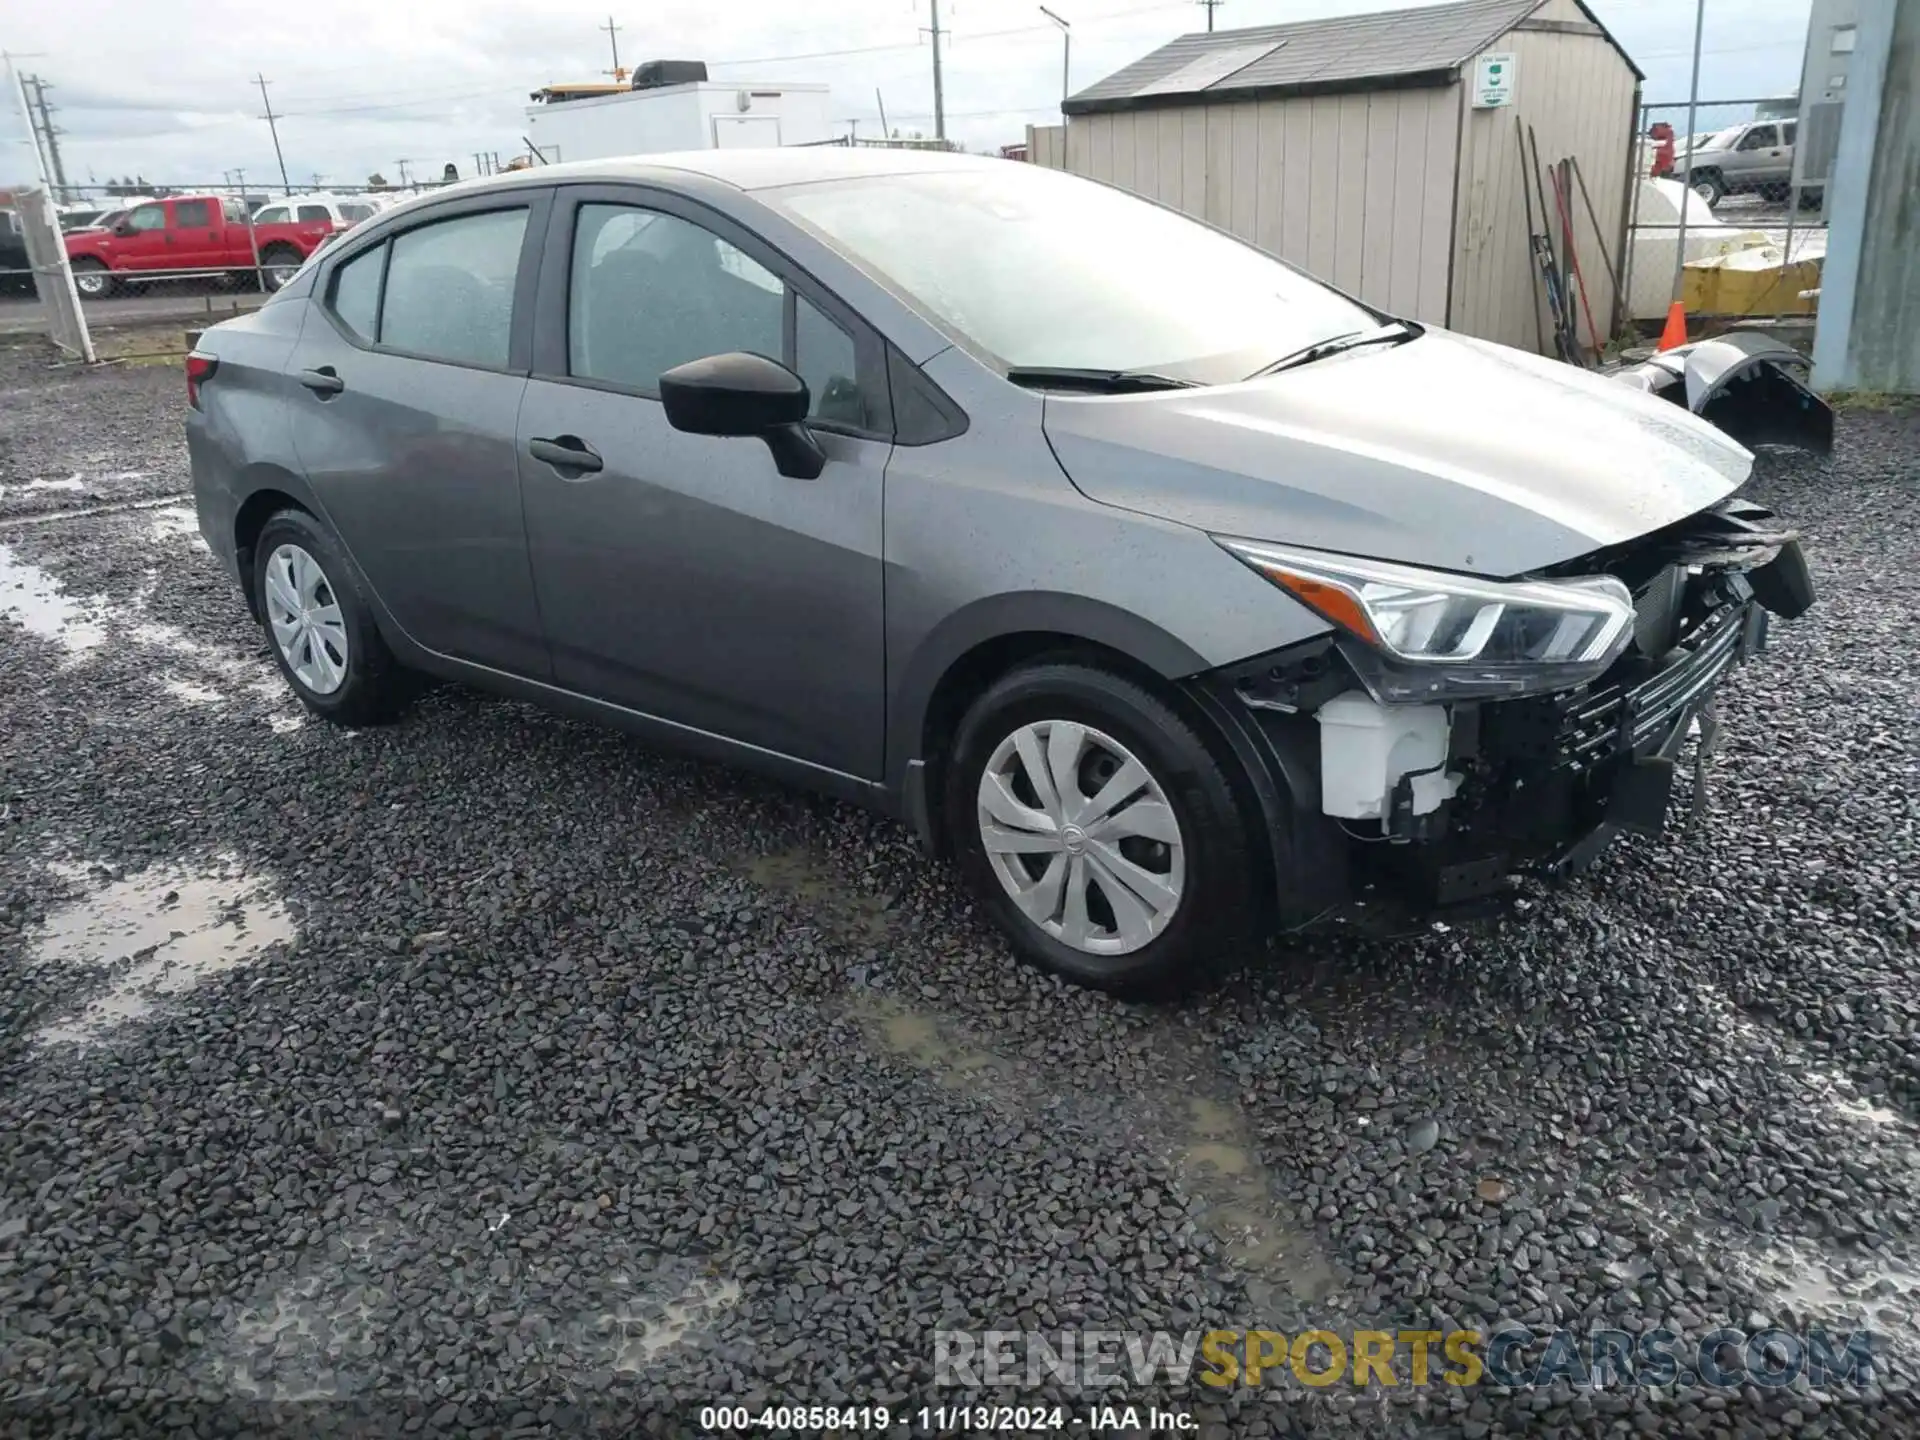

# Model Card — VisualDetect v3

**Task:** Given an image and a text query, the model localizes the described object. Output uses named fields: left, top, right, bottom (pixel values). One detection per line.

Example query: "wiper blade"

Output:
left=1003, top=365, right=1196, bottom=393
left=1249, top=321, right=1419, bottom=379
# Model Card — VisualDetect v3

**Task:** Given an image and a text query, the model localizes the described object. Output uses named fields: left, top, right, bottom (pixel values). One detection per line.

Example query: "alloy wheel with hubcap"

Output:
left=976, top=719, right=1186, bottom=956
left=264, top=542, right=349, bottom=695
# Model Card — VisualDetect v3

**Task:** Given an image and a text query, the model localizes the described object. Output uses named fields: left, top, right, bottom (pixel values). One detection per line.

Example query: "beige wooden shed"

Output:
left=1038, top=0, right=1643, bottom=354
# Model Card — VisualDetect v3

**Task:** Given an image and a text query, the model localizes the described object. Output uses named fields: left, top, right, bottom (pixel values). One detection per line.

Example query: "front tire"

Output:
left=253, top=509, right=414, bottom=726
left=1689, top=170, right=1725, bottom=208
left=943, top=662, right=1260, bottom=998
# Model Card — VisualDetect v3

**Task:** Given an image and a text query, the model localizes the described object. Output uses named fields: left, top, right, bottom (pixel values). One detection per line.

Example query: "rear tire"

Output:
left=942, top=661, right=1260, bottom=998
left=69, top=258, right=113, bottom=298
left=253, top=509, right=415, bottom=726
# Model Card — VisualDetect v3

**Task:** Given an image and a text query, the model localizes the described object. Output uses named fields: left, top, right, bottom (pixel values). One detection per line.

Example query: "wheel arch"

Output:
left=231, top=468, right=323, bottom=620
left=891, top=594, right=1240, bottom=856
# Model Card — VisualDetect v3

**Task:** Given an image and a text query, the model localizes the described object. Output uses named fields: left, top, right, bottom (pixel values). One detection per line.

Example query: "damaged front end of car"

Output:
left=1194, top=498, right=1815, bottom=932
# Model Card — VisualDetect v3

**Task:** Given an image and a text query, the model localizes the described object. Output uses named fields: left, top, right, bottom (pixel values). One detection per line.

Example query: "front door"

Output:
left=285, top=194, right=553, bottom=678
left=516, top=189, right=889, bottom=779
left=114, top=201, right=173, bottom=271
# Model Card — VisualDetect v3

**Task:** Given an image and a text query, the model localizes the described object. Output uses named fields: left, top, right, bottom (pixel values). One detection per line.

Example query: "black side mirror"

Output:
left=112, top=221, right=134, bottom=237
left=659, top=351, right=825, bottom=480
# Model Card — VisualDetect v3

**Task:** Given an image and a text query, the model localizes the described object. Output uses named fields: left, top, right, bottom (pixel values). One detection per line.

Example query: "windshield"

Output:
left=769, top=165, right=1376, bottom=384
left=1701, top=126, right=1744, bottom=150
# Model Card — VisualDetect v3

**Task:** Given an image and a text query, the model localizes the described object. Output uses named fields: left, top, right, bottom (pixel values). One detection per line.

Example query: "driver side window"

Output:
left=567, top=202, right=875, bottom=431
left=127, top=204, right=166, bottom=232
left=1737, top=126, right=1777, bottom=151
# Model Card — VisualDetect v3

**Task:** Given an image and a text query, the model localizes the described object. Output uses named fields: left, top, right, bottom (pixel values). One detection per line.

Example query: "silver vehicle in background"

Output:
left=184, top=150, right=1814, bottom=996
left=1672, top=118, right=1818, bottom=207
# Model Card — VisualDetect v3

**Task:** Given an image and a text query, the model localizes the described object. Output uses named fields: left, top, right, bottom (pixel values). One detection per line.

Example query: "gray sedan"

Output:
left=186, top=148, right=1812, bottom=996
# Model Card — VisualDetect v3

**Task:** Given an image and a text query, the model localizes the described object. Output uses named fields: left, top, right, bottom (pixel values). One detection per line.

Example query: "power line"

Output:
left=256, top=75, right=291, bottom=195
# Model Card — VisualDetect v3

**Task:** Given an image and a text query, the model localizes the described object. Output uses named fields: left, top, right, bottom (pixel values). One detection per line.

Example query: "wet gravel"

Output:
left=1, top=339, right=1917, bottom=1438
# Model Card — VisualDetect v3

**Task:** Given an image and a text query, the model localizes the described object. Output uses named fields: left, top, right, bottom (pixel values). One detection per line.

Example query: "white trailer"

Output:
left=525, top=81, right=834, bottom=164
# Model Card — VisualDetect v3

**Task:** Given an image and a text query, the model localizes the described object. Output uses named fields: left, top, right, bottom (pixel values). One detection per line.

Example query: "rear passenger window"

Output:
left=379, top=208, right=528, bottom=368
left=174, top=200, right=211, bottom=227
left=330, top=244, right=385, bottom=342
left=296, top=204, right=330, bottom=223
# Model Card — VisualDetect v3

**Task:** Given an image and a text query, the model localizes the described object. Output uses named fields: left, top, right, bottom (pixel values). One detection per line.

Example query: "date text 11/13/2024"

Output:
left=699, top=1405, right=1194, bottom=1432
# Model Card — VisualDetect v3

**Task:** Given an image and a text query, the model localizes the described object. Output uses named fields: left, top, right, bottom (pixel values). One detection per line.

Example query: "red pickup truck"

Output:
left=63, top=193, right=372, bottom=298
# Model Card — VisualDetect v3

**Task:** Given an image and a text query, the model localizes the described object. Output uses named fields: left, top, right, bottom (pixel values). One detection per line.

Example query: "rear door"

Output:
left=168, top=197, right=222, bottom=271
left=295, top=201, right=336, bottom=250
left=285, top=190, right=554, bottom=678
left=514, top=184, right=891, bottom=778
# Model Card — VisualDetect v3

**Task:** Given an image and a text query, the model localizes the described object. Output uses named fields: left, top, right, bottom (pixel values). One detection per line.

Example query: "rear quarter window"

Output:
left=329, top=244, right=386, bottom=342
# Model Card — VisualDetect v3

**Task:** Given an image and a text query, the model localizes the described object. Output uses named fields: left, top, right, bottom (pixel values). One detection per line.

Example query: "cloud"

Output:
left=3, top=0, right=1814, bottom=189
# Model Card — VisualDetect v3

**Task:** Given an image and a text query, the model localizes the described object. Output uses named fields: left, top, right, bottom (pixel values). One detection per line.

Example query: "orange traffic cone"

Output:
left=1657, top=300, right=1688, bottom=352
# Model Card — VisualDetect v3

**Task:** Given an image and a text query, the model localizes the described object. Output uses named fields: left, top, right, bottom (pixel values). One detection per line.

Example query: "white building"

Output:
left=525, top=72, right=834, bottom=164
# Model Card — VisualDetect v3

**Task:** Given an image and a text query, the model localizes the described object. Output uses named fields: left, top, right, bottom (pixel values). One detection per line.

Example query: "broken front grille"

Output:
left=1479, top=588, right=1748, bottom=778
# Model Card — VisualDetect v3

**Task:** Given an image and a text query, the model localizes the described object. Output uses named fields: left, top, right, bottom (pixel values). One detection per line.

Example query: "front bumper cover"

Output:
left=1205, top=531, right=1809, bottom=932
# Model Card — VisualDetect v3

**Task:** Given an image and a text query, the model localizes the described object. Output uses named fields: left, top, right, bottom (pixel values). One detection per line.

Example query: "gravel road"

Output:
left=1, top=340, right=1916, bottom=1438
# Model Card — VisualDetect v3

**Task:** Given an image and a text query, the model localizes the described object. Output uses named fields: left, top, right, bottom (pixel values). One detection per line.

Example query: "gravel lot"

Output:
left=1, top=339, right=1916, bottom=1439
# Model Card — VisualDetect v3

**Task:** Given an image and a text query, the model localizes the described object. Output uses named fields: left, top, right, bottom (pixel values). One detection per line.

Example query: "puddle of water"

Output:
left=34, top=856, right=295, bottom=1048
left=740, top=847, right=893, bottom=946
left=856, top=997, right=1015, bottom=1090
left=149, top=506, right=209, bottom=550
left=0, top=544, right=110, bottom=654
left=1736, top=1240, right=1920, bottom=1330
left=601, top=1275, right=742, bottom=1372
left=1171, top=1096, right=1341, bottom=1301
left=221, top=1227, right=393, bottom=1402
left=163, top=676, right=226, bottom=706
left=0, top=476, right=87, bottom=498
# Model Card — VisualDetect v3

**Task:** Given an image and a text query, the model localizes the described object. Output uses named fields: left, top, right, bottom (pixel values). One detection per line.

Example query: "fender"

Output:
left=887, top=589, right=1211, bottom=804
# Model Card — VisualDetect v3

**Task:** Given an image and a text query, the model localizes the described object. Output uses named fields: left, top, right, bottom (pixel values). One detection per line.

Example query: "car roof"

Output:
left=403, top=146, right=1008, bottom=205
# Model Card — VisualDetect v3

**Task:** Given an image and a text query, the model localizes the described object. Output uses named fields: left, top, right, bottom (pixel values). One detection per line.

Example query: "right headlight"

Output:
left=1219, top=538, right=1636, bottom=703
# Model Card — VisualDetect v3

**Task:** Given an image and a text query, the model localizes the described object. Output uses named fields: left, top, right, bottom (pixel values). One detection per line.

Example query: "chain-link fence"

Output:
left=2, top=180, right=456, bottom=300
left=1623, top=97, right=1829, bottom=327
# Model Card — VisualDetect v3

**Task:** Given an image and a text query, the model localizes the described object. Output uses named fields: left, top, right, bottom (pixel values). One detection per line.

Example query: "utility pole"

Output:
left=600, top=16, right=626, bottom=82
left=876, top=87, right=892, bottom=138
left=924, top=0, right=947, bottom=141
left=1199, top=0, right=1223, bottom=31
left=1040, top=8, right=1071, bottom=109
left=256, top=75, right=291, bottom=194
left=395, top=158, right=414, bottom=187
left=22, top=76, right=71, bottom=199
left=1669, top=0, right=1706, bottom=308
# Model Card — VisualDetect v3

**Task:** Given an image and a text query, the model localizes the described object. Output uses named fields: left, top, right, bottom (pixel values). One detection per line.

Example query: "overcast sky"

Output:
left=3, top=0, right=1815, bottom=192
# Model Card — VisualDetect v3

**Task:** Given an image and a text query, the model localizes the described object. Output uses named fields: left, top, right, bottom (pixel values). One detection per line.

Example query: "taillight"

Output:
left=185, top=352, right=217, bottom=410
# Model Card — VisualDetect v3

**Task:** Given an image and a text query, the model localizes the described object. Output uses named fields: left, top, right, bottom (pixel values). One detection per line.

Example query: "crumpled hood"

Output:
left=1043, top=329, right=1754, bottom=577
